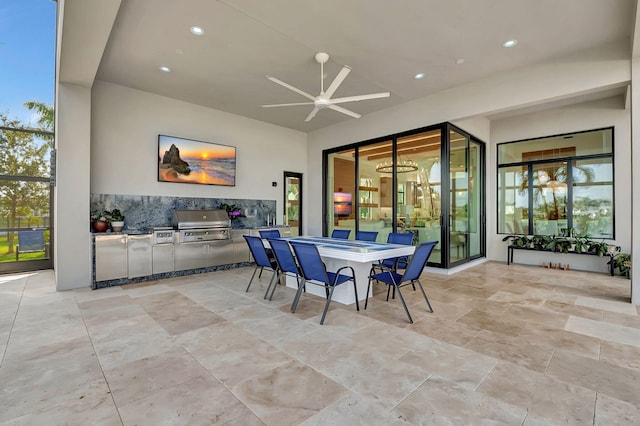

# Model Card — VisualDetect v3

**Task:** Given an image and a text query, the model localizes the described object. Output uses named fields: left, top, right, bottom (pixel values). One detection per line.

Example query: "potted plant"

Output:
left=609, top=253, right=631, bottom=278
left=588, top=240, right=613, bottom=257
left=106, top=209, right=125, bottom=232
left=502, top=234, right=532, bottom=248
left=91, top=210, right=109, bottom=232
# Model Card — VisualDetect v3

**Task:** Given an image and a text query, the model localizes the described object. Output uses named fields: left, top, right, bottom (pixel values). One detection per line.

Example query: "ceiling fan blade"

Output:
left=304, top=107, right=320, bottom=122
left=329, top=104, right=361, bottom=119
left=262, top=102, right=314, bottom=108
left=330, top=92, right=390, bottom=104
left=267, top=76, right=316, bottom=101
left=323, top=66, right=351, bottom=98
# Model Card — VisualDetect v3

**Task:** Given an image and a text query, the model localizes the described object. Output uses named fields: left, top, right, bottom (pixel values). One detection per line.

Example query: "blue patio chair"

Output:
left=289, top=241, right=359, bottom=324
left=331, top=229, right=351, bottom=239
left=243, top=235, right=278, bottom=295
left=355, top=231, right=378, bottom=242
left=374, top=232, right=414, bottom=273
left=366, top=241, right=438, bottom=323
left=266, top=238, right=303, bottom=302
left=16, top=230, right=47, bottom=261
left=258, top=229, right=281, bottom=239
left=258, top=229, right=280, bottom=277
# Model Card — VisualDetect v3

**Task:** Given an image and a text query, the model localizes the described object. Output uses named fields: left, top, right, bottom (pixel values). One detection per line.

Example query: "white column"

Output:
left=631, top=56, right=640, bottom=305
left=54, top=83, right=92, bottom=290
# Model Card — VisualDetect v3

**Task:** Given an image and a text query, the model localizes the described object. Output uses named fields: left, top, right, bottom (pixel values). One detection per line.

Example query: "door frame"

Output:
left=283, top=171, right=303, bottom=236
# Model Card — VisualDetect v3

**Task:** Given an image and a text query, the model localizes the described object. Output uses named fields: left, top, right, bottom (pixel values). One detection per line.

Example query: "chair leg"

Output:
left=365, top=277, right=373, bottom=309
left=268, top=271, right=283, bottom=301
left=246, top=266, right=260, bottom=292
left=320, top=285, right=336, bottom=325
left=291, top=277, right=305, bottom=313
left=416, top=280, right=434, bottom=313
left=353, top=279, right=360, bottom=312
left=394, top=284, right=414, bottom=324
left=264, top=270, right=279, bottom=299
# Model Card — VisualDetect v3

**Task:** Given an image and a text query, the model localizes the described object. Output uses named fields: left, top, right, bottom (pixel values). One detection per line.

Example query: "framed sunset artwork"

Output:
left=157, top=135, right=236, bottom=186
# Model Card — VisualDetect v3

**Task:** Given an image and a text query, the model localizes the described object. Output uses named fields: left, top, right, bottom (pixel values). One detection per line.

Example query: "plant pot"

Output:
left=93, top=221, right=109, bottom=232
left=111, top=221, right=124, bottom=232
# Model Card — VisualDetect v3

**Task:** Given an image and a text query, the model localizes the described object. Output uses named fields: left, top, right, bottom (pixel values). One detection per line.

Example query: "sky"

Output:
left=0, top=0, right=56, bottom=126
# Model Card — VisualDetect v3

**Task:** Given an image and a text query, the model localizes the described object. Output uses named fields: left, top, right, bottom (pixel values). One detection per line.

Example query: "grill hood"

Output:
left=172, top=209, right=231, bottom=229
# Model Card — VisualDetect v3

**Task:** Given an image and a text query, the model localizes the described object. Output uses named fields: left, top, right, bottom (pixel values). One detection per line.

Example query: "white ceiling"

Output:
left=94, top=0, right=636, bottom=132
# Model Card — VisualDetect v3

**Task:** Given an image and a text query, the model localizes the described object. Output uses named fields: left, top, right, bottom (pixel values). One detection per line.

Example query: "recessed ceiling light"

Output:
left=414, top=73, right=425, bottom=80
left=190, top=26, right=204, bottom=36
left=503, top=39, right=518, bottom=48
left=159, top=66, right=171, bottom=73
left=455, top=58, right=465, bottom=65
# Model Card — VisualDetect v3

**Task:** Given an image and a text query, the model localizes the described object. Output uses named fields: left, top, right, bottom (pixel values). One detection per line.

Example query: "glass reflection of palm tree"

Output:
left=418, top=158, right=440, bottom=219
left=519, top=162, right=594, bottom=221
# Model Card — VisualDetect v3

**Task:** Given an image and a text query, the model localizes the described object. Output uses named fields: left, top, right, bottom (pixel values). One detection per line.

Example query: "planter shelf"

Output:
left=506, top=245, right=615, bottom=276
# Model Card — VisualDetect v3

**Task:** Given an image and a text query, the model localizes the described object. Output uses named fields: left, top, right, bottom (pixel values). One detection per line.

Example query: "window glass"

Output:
left=498, top=166, right=528, bottom=234
left=572, top=158, right=613, bottom=238
left=498, top=128, right=613, bottom=165
left=497, top=127, right=614, bottom=239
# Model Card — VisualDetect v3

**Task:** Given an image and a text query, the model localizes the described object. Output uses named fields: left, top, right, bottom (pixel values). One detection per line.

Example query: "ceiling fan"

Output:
left=262, top=52, right=390, bottom=122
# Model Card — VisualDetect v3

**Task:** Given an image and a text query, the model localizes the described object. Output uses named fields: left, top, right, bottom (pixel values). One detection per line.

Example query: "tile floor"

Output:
left=1, top=262, right=639, bottom=425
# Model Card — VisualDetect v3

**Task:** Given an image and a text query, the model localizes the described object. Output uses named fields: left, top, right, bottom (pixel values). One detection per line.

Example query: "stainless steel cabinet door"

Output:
left=128, top=235, right=152, bottom=278
left=95, top=235, right=128, bottom=281
left=207, top=239, right=235, bottom=266
left=152, top=244, right=174, bottom=274
left=174, top=241, right=208, bottom=271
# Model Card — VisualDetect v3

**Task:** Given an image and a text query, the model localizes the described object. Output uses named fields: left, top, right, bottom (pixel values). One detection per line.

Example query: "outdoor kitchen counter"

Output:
left=91, top=226, right=290, bottom=289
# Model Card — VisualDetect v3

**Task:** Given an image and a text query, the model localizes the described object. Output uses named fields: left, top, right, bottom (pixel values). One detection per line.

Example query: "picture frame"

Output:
left=158, top=134, right=236, bottom=186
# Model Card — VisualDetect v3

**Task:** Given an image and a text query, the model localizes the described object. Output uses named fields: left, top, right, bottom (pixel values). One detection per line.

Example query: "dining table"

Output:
left=274, top=236, right=416, bottom=305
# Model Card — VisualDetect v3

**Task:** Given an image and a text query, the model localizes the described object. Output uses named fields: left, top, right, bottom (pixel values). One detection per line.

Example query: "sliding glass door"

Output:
left=324, top=123, right=485, bottom=268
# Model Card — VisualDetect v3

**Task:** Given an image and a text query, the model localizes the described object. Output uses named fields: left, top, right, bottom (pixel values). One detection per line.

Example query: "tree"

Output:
left=0, top=102, right=53, bottom=254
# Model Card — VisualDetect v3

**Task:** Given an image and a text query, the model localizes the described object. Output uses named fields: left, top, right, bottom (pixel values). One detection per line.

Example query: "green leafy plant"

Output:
left=609, top=253, right=631, bottom=278
left=588, top=240, right=617, bottom=257
left=572, top=231, right=591, bottom=253
left=105, top=209, right=124, bottom=222
left=545, top=237, right=572, bottom=253
left=532, top=235, right=553, bottom=250
left=502, top=235, right=531, bottom=248
left=91, top=210, right=109, bottom=223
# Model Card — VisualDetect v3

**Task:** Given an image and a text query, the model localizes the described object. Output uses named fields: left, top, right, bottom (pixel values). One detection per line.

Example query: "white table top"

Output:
left=281, top=236, right=415, bottom=263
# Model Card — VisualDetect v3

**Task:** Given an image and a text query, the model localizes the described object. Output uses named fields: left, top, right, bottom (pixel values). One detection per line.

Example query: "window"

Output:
left=0, top=0, right=56, bottom=271
left=497, top=128, right=614, bottom=238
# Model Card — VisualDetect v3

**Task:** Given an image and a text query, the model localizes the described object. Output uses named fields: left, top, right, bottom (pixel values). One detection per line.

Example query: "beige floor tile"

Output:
left=546, top=350, right=640, bottom=406
left=456, top=309, right=525, bottom=336
left=517, top=324, right=601, bottom=359
left=232, top=359, right=348, bottom=425
left=301, top=392, right=406, bottom=426
left=476, top=361, right=596, bottom=424
left=575, top=295, right=638, bottom=315
left=399, top=339, right=497, bottom=390
left=565, top=315, right=640, bottom=348
left=599, top=340, right=640, bottom=371
left=2, top=263, right=638, bottom=425
left=103, top=347, right=210, bottom=406
left=118, top=374, right=257, bottom=425
left=464, top=330, right=554, bottom=373
left=594, top=393, right=640, bottom=426
left=393, top=376, right=527, bottom=425
left=176, top=321, right=292, bottom=387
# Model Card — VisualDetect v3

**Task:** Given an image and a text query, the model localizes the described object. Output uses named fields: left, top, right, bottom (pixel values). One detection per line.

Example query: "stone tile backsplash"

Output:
left=90, top=193, right=276, bottom=230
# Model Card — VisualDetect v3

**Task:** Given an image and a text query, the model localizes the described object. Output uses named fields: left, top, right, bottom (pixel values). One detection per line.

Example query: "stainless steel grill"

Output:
left=172, top=209, right=232, bottom=243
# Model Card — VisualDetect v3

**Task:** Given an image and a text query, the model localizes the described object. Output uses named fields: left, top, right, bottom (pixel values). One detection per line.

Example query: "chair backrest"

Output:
left=289, top=242, right=329, bottom=283
left=268, top=238, right=299, bottom=275
left=18, top=230, right=45, bottom=251
left=387, top=232, right=414, bottom=246
left=331, top=229, right=351, bottom=239
left=402, top=241, right=438, bottom=282
left=355, top=231, right=378, bottom=242
left=259, top=229, right=281, bottom=239
left=243, top=235, right=273, bottom=268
